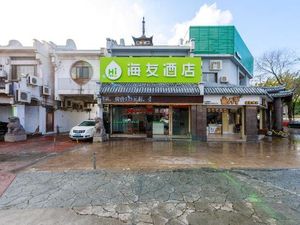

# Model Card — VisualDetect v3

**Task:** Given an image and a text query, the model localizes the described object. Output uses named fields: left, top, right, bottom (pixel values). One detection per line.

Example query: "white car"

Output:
left=69, top=120, right=96, bottom=140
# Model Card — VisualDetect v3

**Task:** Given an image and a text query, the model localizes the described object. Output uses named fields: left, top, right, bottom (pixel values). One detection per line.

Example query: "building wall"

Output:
left=189, top=26, right=253, bottom=75
left=54, top=57, right=99, bottom=100
left=201, top=58, right=239, bottom=85
left=39, top=106, right=46, bottom=134
left=34, top=40, right=55, bottom=107
left=0, top=106, right=12, bottom=122
left=25, top=106, right=39, bottom=133
left=234, top=30, right=254, bottom=75
left=54, top=106, right=97, bottom=132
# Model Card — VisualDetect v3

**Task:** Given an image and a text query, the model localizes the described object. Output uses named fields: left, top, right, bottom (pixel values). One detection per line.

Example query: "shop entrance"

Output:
left=108, top=105, right=191, bottom=138
left=46, top=108, right=54, bottom=133
left=173, top=107, right=189, bottom=136
left=112, top=106, right=147, bottom=135
left=207, top=108, right=243, bottom=140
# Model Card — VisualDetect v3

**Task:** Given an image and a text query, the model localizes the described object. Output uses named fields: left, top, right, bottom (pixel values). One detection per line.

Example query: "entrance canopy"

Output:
left=99, top=83, right=204, bottom=104
left=99, top=83, right=203, bottom=96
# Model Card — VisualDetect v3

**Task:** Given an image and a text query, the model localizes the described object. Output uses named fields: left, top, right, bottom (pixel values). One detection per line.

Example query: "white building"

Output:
left=0, top=40, right=55, bottom=134
left=49, top=40, right=105, bottom=133
left=0, top=39, right=105, bottom=136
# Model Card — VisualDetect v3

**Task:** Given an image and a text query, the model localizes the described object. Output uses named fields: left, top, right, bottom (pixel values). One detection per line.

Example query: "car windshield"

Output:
left=78, top=121, right=95, bottom=126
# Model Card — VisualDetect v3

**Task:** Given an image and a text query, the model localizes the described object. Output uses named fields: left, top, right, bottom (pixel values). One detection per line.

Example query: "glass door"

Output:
left=172, top=107, right=189, bottom=136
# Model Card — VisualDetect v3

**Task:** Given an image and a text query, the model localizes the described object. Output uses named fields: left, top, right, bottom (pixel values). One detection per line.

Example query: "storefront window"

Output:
left=153, top=107, right=169, bottom=135
left=207, top=108, right=242, bottom=135
left=112, top=106, right=147, bottom=134
left=207, top=111, right=223, bottom=134
left=173, top=107, right=189, bottom=135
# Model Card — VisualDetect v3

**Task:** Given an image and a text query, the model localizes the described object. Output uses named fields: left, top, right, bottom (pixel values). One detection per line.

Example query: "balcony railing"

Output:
left=57, top=78, right=99, bottom=95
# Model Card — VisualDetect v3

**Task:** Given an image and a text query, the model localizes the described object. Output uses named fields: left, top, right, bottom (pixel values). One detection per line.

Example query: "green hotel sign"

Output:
left=100, top=57, right=202, bottom=83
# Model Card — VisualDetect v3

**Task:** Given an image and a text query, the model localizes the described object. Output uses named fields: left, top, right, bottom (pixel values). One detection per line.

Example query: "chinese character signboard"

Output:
left=220, top=96, right=240, bottom=105
left=100, top=57, right=202, bottom=83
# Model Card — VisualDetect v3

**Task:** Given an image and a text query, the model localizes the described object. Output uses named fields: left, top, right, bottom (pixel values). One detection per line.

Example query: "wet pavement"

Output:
left=0, top=169, right=299, bottom=225
left=0, top=136, right=300, bottom=224
left=0, top=135, right=83, bottom=173
left=0, top=135, right=83, bottom=196
left=27, top=136, right=300, bottom=172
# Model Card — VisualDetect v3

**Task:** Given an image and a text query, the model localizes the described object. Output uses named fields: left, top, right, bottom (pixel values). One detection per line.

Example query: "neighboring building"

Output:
left=189, top=26, right=292, bottom=141
left=189, top=26, right=273, bottom=141
left=190, top=25, right=253, bottom=86
left=49, top=40, right=105, bottom=133
left=0, top=40, right=55, bottom=134
left=0, top=39, right=106, bottom=136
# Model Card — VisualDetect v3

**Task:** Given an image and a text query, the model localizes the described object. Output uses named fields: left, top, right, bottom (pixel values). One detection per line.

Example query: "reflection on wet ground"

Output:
left=28, top=135, right=300, bottom=172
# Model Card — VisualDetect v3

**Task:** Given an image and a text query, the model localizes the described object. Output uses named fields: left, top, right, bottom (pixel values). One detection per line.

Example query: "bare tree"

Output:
left=256, top=49, right=299, bottom=84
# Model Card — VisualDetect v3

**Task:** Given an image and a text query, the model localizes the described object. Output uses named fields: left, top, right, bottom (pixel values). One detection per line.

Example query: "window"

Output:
left=11, top=57, right=36, bottom=60
left=239, top=73, right=246, bottom=86
left=79, top=121, right=95, bottom=126
left=71, top=61, right=93, bottom=84
left=203, top=72, right=217, bottom=83
left=11, top=65, right=36, bottom=80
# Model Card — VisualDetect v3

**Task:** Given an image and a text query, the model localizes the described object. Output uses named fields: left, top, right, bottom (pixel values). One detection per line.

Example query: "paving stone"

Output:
left=0, top=169, right=299, bottom=224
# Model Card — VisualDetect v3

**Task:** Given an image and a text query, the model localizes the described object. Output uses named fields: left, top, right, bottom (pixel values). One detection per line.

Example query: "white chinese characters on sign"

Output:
left=163, top=63, right=177, bottom=77
left=125, top=62, right=196, bottom=78
left=182, top=63, right=195, bottom=77
left=146, top=63, right=158, bottom=77
left=128, top=63, right=141, bottom=76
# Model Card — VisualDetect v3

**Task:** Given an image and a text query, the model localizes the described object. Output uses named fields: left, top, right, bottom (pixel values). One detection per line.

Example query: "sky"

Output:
left=0, top=0, right=299, bottom=59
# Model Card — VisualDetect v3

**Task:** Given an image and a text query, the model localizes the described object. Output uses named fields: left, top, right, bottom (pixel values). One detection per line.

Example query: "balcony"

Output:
left=0, top=81, right=5, bottom=93
left=56, top=78, right=99, bottom=96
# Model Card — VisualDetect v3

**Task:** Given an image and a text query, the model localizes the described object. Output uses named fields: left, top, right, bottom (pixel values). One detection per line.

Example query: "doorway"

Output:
left=46, top=108, right=54, bottom=133
left=173, top=106, right=189, bottom=136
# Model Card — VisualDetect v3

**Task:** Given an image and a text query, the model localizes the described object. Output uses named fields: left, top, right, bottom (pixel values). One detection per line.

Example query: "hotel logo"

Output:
left=105, top=60, right=122, bottom=80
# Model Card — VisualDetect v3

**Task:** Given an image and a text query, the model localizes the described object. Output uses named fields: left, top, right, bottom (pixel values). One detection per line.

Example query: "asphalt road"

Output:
left=0, top=168, right=299, bottom=225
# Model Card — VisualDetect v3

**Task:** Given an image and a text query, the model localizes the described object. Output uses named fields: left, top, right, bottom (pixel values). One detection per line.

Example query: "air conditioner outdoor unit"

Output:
left=28, top=75, right=39, bottom=86
left=42, top=86, right=51, bottom=95
left=220, top=76, right=228, bottom=83
left=210, top=60, right=222, bottom=71
left=17, top=90, right=31, bottom=103
left=5, top=83, right=13, bottom=96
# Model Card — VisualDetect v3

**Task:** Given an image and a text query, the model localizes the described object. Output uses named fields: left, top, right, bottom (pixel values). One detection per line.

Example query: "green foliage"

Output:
left=255, top=49, right=300, bottom=116
left=256, top=71, right=300, bottom=115
left=294, top=102, right=300, bottom=115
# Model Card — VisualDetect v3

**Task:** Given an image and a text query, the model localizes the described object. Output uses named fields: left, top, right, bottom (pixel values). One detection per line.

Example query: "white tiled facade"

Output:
left=0, top=39, right=105, bottom=134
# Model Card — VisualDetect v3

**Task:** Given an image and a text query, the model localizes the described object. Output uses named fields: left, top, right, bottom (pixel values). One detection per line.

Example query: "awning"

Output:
left=99, top=83, right=202, bottom=96
left=204, top=83, right=268, bottom=96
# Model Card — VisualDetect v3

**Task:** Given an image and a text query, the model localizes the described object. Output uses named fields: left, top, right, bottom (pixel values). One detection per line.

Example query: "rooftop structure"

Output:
left=132, top=17, right=153, bottom=46
left=190, top=26, right=254, bottom=77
